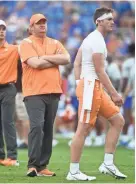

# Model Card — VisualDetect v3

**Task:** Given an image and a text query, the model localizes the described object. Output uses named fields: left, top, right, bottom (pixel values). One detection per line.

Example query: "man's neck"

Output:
left=0, top=39, right=5, bottom=47
left=33, top=33, right=45, bottom=39
left=97, top=27, right=107, bottom=37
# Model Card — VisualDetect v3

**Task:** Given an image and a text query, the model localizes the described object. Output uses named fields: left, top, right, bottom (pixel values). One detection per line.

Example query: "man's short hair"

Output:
left=93, top=7, right=114, bottom=25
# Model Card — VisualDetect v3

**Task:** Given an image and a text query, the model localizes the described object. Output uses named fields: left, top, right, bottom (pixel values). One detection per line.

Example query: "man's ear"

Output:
left=97, top=20, right=102, bottom=26
left=27, top=27, right=32, bottom=35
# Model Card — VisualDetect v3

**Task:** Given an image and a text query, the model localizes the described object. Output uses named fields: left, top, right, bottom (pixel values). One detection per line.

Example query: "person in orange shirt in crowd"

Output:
left=19, top=14, right=70, bottom=177
left=0, top=20, right=19, bottom=166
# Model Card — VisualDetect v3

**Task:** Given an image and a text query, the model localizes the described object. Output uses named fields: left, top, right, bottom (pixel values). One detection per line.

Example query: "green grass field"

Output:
left=0, top=139, right=135, bottom=183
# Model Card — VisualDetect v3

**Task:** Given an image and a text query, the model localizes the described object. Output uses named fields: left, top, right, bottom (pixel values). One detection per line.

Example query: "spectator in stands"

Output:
left=15, top=59, right=29, bottom=149
left=120, top=43, right=135, bottom=146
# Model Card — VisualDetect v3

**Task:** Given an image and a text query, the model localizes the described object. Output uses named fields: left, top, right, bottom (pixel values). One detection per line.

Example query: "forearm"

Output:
left=74, top=64, right=81, bottom=80
left=124, top=83, right=132, bottom=97
left=27, top=57, right=56, bottom=69
left=38, top=61, right=56, bottom=69
left=97, top=70, right=118, bottom=96
left=41, top=54, right=70, bottom=65
left=74, top=47, right=82, bottom=80
left=121, top=78, right=128, bottom=93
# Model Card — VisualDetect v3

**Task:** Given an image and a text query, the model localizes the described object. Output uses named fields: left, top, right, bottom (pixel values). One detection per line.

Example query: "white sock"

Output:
left=70, top=163, right=79, bottom=174
left=104, top=153, right=113, bottom=165
left=17, top=138, right=24, bottom=146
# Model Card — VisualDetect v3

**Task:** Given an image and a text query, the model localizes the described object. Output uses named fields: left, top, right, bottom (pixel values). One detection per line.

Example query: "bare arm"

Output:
left=124, top=85, right=132, bottom=98
left=93, top=53, right=117, bottom=95
left=121, top=78, right=128, bottom=93
left=26, top=57, right=56, bottom=69
left=124, top=78, right=133, bottom=98
left=74, top=47, right=82, bottom=80
left=40, top=54, right=70, bottom=65
left=92, top=53, right=123, bottom=106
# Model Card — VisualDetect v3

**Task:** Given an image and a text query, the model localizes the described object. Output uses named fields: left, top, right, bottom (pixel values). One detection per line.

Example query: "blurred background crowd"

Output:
left=0, top=1, right=135, bottom=150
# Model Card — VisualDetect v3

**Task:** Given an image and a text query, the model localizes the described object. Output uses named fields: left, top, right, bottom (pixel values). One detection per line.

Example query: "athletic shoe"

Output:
left=18, top=142, right=28, bottom=149
left=119, top=135, right=131, bottom=147
left=99, top=163, right=127, bottom=179
left=127, top=139, right=135, bottom=150
left=0, top=158, right=19, bottom=166
left=68, top=138, right=93, bottom=147
left=84, top=137, right=93, bottom=147
left=37, top=169, right=56, bottom=176
left=68, top=140, right=72, bottom=146
left=52, top=139, right=59, bottom=147
left=27, top=168, right=37, bottom=177
left=93, top=135, right=105, bottom=146
left=66, top=170, right=96, bottom=181
left=0, top=159, right=4, bottom=165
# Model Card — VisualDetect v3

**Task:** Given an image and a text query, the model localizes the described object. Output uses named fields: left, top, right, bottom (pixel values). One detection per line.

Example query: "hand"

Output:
left=111, top=93, right=124, bottom=107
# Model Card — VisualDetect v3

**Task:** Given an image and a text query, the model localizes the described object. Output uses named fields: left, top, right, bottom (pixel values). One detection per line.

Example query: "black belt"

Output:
left=0, top=83, right=14, bottom=88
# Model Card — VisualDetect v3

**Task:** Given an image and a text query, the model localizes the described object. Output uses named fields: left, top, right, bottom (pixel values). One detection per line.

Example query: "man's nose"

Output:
left=111, top=20, right=114, bottom=25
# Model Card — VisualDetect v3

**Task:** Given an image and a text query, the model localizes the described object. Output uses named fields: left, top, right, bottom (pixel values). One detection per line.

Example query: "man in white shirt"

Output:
left=121, top=43, right=135, bottom=137
left=66, top=7, right=127, bottom=181
left=123, top=60, right=135, bottom=150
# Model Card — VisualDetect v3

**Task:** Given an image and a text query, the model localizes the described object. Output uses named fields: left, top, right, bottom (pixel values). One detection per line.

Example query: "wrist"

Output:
left=110, top=91, right=118, bottom=97
left=109, top=88, right=118, bottom=96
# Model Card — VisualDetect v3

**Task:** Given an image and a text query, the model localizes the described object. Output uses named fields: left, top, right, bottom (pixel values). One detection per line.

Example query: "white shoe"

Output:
left=93, top=135, right=104, bottom=146
left=68, top=140, right=72, bottom=146
left=66, top=170, right=96, bottom=181
left=84, top=137, right=93, bottom=147
left=99, top=163, right=127, bottom=179
left=127, top=139, right=135, bottom=150
left=52, top=139, right=59, bottom=147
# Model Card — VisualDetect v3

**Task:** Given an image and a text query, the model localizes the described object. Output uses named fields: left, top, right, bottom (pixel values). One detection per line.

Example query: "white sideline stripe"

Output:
left=0, top=183, right=133, bottom=184
left=0, top=183, right=129, bottom=184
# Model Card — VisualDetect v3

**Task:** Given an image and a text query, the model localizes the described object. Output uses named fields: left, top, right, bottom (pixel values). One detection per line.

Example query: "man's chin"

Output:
left=39, top=31, right=45, bottom=34
left=0, top=37, right=4, bottom=40
left=107, top=29, right=113, bottom=32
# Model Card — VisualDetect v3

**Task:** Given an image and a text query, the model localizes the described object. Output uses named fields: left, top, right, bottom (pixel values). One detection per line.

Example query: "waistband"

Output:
left=0, top=82, right=14, bottom=88
left=80, top=78, right=102, bottom=89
